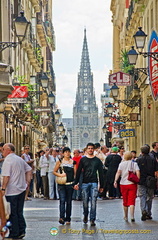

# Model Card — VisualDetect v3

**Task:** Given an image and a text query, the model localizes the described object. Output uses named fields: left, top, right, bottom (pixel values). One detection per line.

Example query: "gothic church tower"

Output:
left=72, top=29, right=99, bottom=150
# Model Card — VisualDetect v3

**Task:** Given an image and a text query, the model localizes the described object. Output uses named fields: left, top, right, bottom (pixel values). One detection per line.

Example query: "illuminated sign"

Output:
left=148, top=31, right=158, bottom=101
left=119, top=129, right=135, bottom=138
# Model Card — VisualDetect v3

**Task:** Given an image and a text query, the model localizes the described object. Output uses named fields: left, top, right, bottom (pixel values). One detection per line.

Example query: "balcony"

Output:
left=29, top=0, right=40, bottom=12
left=36, top=12, right=48, bottom=46
left=22, top=24, right=42, bottom=72
left=0, top=63, right=14, bottom=102
left=44, top=20, right=56, bottom=51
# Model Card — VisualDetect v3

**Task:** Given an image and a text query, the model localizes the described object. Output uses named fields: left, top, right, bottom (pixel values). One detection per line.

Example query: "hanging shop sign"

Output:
left=8, top=86, right=28, bottom=98
left=7, top=98, right=27, bottom=103
left=119, top=129, right=135, bottom=138
left=40, top=116, right=50, bottom=127
left=148, top=30, right=158, bottom=101
left=109, top=71, right=131, bottom=86
left=34, top=107, right=51, bottom=113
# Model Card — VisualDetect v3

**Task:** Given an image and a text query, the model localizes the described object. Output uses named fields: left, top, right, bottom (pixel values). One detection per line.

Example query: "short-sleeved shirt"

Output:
left=118, top=160, right=139, bottom=185
left=2, top=153, right=31, bottom=196
left=48, top=155, right=59, bottom=172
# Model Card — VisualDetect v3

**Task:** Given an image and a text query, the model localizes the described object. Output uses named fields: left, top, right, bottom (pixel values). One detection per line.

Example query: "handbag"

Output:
left=56, top=164, right=67, bottom=185
left=127, top=161, right=139, bottom=184
left=146, top=175, right=157, bottom=189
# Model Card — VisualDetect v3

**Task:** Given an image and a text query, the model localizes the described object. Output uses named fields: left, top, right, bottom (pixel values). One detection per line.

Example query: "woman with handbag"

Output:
left=114, top=151, right=140, bottom=222
left=53, top=147, right=76, bottom=225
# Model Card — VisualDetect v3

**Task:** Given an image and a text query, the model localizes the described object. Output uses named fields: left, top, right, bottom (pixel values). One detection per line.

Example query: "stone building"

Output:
left=72, top=29, right=99, bottom=150
left=110, top=0, right=158, bottom=151
left=0, top=0, right=56, bottom=155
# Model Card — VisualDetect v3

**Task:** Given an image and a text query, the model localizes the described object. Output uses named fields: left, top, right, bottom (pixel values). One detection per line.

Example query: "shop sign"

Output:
left=109, top=71, right=131, bottom=86
left=7, top=98, right=27, bottom=103
left=148, top=31, right=158, bottom=101
left=119, top=129, right=135, bottom=138
left=34, top=107, right=51, bottom=113
left=8, top=86, right=28, bottom=98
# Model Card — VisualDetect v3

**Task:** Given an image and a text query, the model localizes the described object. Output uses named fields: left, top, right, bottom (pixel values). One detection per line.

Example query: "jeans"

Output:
left=6, top=191, right=26, bottom=238
left=36, top=170, right=43, bottom=194
left=138, top=185, right=154, bottom=216
left=48, top=172, right=59, bottom=199
left=58, top=184, right=73, bottom=222
left=82, top=182, right=98, bottom=221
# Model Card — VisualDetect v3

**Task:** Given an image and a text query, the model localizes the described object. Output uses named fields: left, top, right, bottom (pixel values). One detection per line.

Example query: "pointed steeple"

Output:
left=72, top=29, right=99, bottom=150
left=79, top=28, right=91, bottom=75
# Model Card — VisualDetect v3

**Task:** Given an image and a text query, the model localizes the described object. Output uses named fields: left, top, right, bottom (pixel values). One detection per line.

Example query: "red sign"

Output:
left=109, top=71, right=131, bottom=86
left=148, top=31, right=158, bottom=101
left=8, top=86, right=28, bottom=98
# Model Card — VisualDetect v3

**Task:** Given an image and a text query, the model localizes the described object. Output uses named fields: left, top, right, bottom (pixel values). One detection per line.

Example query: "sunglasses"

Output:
left=25, top=148, right=30, bottom=150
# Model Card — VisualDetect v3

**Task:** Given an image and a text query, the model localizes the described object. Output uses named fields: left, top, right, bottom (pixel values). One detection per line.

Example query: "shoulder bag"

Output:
left=146, top=175, right=157, bottom=189
left=127, top=161, right=139, bottom=184
left=56, top=162, right=67, bottom=185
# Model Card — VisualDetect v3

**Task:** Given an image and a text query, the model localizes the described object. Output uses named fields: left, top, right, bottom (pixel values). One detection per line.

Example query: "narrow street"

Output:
left=20, top=197, right=158, bottom=240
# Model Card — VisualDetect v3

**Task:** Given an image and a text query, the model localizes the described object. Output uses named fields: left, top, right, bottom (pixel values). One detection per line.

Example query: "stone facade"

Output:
left=110, top=0, right=158, bottom=152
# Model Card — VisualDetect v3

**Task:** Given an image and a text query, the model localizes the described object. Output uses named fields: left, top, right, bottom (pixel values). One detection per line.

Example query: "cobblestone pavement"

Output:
left=3, top=197, right=158, bottom=240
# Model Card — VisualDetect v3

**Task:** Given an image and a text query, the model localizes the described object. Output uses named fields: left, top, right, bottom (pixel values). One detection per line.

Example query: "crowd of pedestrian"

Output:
left=1, top=141, right=158, bottom=239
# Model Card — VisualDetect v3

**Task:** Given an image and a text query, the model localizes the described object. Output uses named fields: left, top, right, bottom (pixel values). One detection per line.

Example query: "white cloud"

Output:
left=53, top=0, right=112, bottom=118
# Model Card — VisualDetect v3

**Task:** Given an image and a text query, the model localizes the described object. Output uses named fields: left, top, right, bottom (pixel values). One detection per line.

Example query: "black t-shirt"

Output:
left=74, top=156, right=104, bottom=188
left=136, top=154, right=158, bottom=185
left=150, top=150, right=158, bottom=161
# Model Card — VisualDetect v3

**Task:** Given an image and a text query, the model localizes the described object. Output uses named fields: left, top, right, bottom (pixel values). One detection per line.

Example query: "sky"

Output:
left=53, top=0, right=113, bottom=118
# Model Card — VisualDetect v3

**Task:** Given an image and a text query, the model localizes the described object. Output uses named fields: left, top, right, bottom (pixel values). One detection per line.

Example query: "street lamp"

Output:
left=102, top=124, right=107, bottom=134
left=100, top=138, right=104, bottom=146
left=127, top=27, right=158, bottom=63
left=58, top=122, right=64, bottom=132
left=48, top=92, right=55, bottom=105
left=106, top=103, right=114, bottom=114
left=104, top=114, right=110, bottom=123
left=133, top=27, right=147, bottom=49
left=14, top=11, right=30, bottom=43
left=54, top=109, right=60, bottom=121
left=63, top=135, right=68, bottom=146
left=40, top=72, right=49, bottom=89
left=127, top=46, right=138, bottom=65
left=110, top=84, right=141, bottom=109
left=110, top=83, right=119, bottom=98
left=0, top=11, right=30, bottom=52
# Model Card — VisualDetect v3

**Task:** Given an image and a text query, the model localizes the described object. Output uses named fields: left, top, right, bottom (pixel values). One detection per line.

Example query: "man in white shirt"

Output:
left=1, top=143, right=32, bottom=239
left=45, top=148, right=59, bottom=199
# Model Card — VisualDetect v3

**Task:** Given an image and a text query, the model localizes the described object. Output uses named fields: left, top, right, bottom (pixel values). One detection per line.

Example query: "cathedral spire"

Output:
left=72, top=29, right=98, bottom=149
left=80, top=28, right=91, bottom=74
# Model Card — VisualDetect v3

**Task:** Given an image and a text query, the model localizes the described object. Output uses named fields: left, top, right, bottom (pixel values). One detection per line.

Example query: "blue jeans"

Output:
left=58, top=184, right=73, bottom=222
left=138, top=185, right=154, bottom=216
left=6, top=191, right=26, bottom=238
left=82, top=182, right=98, bottom=221
left=48, top=172, right=59, bottom=199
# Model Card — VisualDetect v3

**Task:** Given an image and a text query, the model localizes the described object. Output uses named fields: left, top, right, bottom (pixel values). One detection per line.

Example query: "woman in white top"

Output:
left=114, top=151, right=140, bottom=222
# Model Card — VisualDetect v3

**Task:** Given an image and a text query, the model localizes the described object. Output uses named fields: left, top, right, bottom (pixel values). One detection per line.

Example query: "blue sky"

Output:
left=53, top=0, right=112, bottom=118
